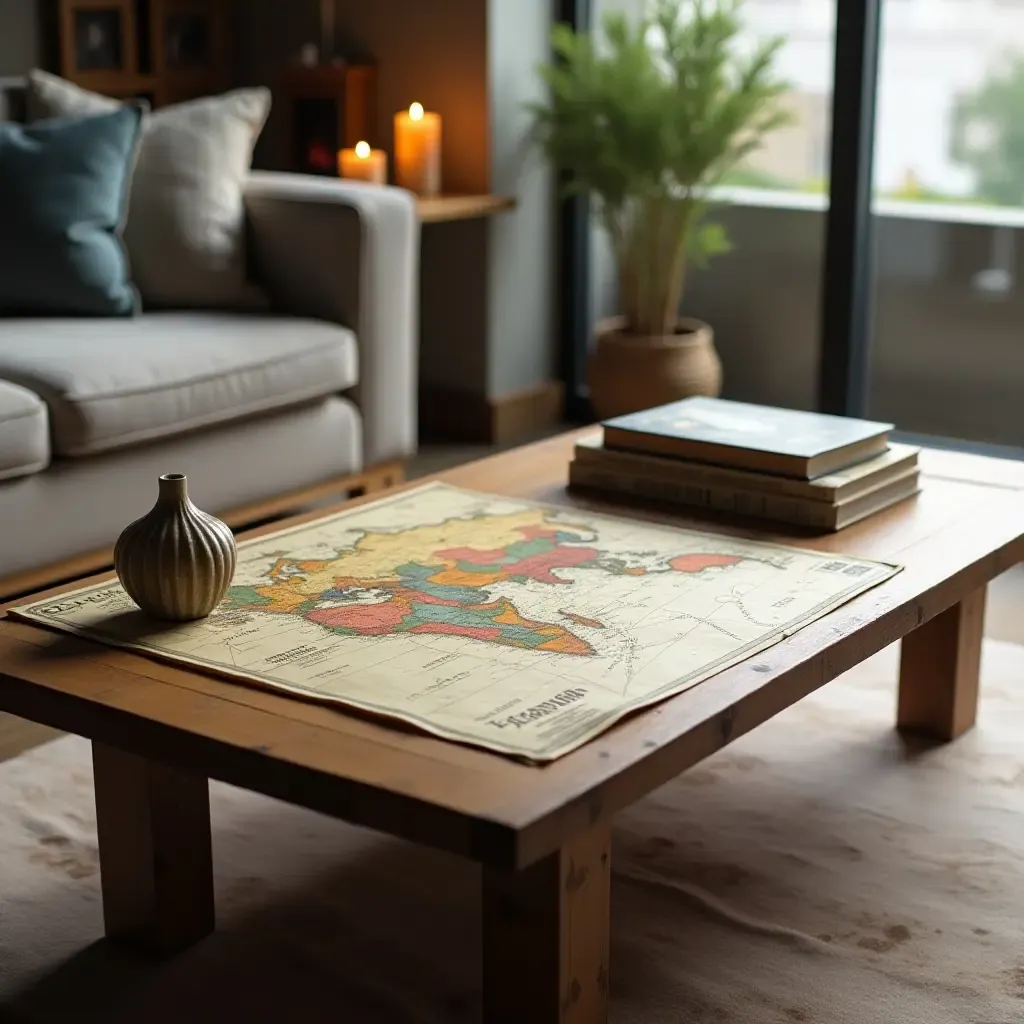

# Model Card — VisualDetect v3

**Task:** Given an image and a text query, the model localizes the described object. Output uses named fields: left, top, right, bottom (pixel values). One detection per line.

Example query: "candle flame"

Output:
left=355, top=141, right=371, bottom=159
left=409, top=102, right=424, bottom=121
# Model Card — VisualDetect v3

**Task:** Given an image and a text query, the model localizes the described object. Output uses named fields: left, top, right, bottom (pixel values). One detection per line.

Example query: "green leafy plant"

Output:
left=951, top=55, right=1024, bottom=208
left=529, top=0, right=790, bottom=336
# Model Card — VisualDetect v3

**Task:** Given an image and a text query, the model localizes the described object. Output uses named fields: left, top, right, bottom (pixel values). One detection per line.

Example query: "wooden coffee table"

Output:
left=2, top=430, right=1023, bottom=1023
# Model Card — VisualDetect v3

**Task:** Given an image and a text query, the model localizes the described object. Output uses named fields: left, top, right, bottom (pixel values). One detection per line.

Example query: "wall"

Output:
left=332, top=0, right=492, bottom=397
left=236, top=0, right=489, bottom=193
left=486, top=0, right=555, bottom=398
left=234, top=0, right=493, bottom=398
left=0, top=2, right=42, bottom=74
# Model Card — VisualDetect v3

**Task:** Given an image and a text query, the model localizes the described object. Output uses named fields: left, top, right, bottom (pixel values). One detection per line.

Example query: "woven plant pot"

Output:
left=587, top=316, right=723, bottom=420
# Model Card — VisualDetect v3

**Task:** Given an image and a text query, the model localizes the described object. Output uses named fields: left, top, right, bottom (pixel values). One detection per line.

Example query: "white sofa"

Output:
left=0, top=82, right=419, bottom=597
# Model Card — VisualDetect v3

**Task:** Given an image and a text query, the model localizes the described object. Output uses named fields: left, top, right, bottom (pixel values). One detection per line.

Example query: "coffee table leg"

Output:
left=897, top=585, right=986, bottom=741
left=92, top=742, right=215, bottom=953
left=482, top=824, right=611, bottom=1024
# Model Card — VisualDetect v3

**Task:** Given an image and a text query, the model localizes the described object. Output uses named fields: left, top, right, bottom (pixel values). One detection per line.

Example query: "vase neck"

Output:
left=158, top=473, right=188, bottom=504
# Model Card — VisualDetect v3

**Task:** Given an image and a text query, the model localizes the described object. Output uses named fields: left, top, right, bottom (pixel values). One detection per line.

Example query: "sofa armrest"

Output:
left=244, top=171, right=419, bottom=466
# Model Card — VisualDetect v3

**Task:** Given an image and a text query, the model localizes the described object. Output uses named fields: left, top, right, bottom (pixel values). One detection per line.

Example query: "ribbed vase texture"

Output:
left=114, top=474, right=237, bottom=621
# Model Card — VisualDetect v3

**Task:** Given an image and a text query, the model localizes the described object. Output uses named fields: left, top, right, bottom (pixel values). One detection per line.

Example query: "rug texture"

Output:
left=1, top=639, right=1022, bottom=1023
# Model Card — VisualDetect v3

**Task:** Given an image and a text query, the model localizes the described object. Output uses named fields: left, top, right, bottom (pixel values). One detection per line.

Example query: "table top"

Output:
left=2, top=430, right=1024, bottom=869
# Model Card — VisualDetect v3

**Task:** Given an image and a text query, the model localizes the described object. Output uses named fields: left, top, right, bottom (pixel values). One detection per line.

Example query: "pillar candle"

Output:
left=338, top=141, right=387, bottom=185
left=394, top=102, right=442, bottom=196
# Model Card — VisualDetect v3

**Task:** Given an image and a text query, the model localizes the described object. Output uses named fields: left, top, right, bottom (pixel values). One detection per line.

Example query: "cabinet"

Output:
left=58, top=0, right=231, bottom=106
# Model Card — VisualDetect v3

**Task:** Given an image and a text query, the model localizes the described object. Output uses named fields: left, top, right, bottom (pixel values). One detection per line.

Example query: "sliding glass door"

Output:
left=557, top=0, right=845, bottom=421
left=556, top=0, right=1024, bottom=456
left=867, top=0, right=1024, bottom=450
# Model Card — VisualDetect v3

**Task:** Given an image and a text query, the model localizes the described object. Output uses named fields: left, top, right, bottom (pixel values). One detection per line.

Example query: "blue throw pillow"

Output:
left=0, top=105, right=142, bottom=316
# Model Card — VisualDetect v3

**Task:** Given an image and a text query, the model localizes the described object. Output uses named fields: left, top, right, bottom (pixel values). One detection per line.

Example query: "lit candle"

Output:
left=394, top=102, right=442, bottom=196
left=337, top=141, right=387, bottom=185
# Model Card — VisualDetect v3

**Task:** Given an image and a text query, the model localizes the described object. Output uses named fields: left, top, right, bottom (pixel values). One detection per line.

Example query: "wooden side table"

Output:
left=417, top=194, right=516, bottom=224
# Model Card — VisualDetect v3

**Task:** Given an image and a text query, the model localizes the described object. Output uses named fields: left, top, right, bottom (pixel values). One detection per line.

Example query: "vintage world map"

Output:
left=13, top=483, right=900, bottom=761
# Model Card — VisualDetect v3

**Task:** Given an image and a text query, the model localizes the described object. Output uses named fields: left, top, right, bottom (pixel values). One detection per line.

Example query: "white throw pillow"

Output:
left=27, top=70, right=271, bottom=310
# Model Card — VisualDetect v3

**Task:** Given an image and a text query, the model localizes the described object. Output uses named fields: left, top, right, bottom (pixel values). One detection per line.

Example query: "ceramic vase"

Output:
left=587, top=316, right=723, bottom=420
left=114, top=473, right=237, bottom=621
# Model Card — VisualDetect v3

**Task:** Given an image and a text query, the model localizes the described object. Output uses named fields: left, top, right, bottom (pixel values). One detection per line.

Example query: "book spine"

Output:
left=568, top=461, right=837, bottom=528
left=575, top=443, right=830, bottom=501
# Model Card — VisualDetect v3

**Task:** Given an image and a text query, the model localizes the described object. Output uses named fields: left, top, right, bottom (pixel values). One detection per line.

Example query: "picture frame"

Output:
left=163, top=11, right=212, bottom=70
left=151, top=0, right=230, bottom=84
left=59, top=0, right=137, bottom=80
left=73, top=8, right=123, bottom=70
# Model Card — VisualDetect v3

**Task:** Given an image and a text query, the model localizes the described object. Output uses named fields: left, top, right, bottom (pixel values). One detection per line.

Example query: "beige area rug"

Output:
left=1, top=641, right=1023, bottom=1024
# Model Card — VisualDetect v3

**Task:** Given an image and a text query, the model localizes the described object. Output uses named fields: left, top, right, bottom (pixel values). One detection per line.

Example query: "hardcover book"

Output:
left=574, top=436, right=920, bottom=504
left=602, top=397, right=893, bottom=479
left=568, top=460, right=920, bottom=531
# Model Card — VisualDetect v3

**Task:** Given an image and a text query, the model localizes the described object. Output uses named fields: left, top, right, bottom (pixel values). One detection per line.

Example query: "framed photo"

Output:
left=72, top=7, right=124, bottom=71
left=164, top=12, right=211, bottom=70
left=59, top=0, right=137, bottom=80
left=152, top=0, right=230, bottom=83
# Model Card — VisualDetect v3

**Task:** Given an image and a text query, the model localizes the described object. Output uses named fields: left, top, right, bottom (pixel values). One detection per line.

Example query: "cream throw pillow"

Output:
left=27, top=70, right=271, bottom=310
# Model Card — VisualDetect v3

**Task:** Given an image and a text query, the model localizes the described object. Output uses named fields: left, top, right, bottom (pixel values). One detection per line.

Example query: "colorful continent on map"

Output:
left=223, top=508, right=743, bottom=656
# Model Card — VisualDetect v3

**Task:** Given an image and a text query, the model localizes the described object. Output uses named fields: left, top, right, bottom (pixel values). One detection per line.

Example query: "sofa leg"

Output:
left=360, top=461, right=406, bottom=494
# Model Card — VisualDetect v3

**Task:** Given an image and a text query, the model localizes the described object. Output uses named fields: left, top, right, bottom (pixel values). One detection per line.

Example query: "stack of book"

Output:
left=568, top=397, right=920, bottom=531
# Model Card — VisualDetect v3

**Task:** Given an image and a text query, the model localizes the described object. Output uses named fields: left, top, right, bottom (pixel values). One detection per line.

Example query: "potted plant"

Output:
left=529, top=0, right=790, bottom=419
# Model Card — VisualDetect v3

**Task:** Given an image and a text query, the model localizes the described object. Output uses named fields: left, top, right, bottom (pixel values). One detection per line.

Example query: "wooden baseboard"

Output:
left=491, top=381, right=565, bottom=445
left=0, top=460, right=406, bottom=604
left=420, top=381, right=565, bottom=444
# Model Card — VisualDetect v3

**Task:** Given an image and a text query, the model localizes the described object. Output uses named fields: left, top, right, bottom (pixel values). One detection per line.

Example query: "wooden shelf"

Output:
left=417, top=195, right=516, bottom=224
left=63, top=72, right=158, bottom=97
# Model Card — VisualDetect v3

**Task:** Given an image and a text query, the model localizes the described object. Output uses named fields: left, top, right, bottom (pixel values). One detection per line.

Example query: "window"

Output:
left=729, top=0, right=834, bottom=193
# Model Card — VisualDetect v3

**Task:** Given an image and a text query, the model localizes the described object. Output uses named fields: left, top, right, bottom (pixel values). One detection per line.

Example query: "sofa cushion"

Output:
left=0, top=380, right=49, bottom=480
left=27, top=71, right=271, bottom=313
left=0, top=105, right=142, bottom=316
left=0, top=313, right=358, bottom=456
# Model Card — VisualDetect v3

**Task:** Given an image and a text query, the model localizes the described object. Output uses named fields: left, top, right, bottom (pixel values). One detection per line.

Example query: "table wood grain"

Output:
left=2, top=430, right=1022, bottom=865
